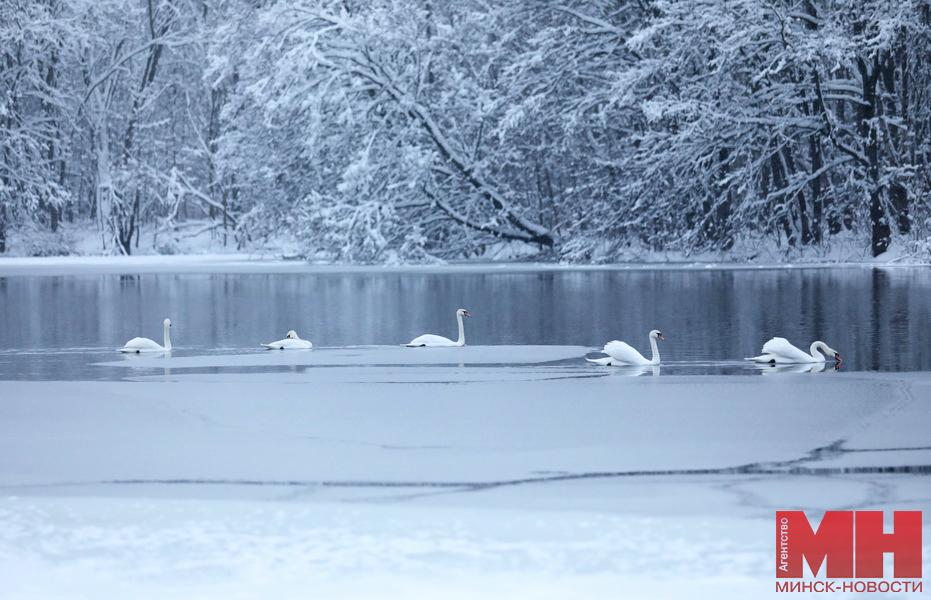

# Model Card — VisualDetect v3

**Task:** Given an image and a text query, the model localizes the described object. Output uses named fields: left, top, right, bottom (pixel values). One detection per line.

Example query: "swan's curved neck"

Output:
left=164, top=322, right=172, bottom=352
left=809, top=341, right=827, bottom=361
left=648, top=335, right=660, bottom=365
left=455, top=313, right=465, bottom=346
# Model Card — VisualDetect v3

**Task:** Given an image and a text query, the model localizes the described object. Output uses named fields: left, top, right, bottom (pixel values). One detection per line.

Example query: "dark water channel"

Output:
left=0, top=266, right=929, bottom=379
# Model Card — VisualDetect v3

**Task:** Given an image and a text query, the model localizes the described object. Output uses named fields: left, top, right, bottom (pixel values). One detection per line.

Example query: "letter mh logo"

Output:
left=777, top=511, right=922, bottom=578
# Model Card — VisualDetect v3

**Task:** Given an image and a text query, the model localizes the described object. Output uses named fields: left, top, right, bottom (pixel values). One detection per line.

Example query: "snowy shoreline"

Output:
left=0, top=253, right=926, bottom=278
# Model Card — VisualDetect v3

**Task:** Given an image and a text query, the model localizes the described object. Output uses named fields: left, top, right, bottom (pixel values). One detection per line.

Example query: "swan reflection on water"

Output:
left=605, top=364, right=661, bottom=377
left=752, top=361, right=841, bottom=374
left=116, top=351, right=172, bottom=377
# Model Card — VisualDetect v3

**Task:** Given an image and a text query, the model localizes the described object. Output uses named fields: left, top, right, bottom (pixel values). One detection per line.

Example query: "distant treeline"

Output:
left=2, top=1, right=929, bottom=260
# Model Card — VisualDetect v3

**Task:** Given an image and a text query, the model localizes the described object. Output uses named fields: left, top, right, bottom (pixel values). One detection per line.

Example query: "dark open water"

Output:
left=0, top=266, right=929, bottom=379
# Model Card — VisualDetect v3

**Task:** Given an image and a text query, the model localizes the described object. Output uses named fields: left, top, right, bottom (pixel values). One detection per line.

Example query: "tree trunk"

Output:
left=780, top=147, right=812, bottom=245
left=890, top=183, right=909, bottom=234
left=806, top=126, right=824, bottom=243
left=857, top=56, right=889, bottom=256
left=770, top=152, right=796, bottom=246
left=43, top=50, right=62, bottom=233
left=703, top=147, right=733, bottom=249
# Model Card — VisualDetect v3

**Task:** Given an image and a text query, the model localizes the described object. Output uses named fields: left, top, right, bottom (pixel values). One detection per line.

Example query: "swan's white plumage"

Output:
left=119, top=318, right=172, bottom=353
left=406, top=334, right=457, bottom=347
left=746, top=337, right=840, bottom=364
left=406, top=309, right=471, bottom=347
left=262, top=330, right=313, bottom=350
left=586, top=356, right=616, bottom=366
left=588, top=330, right=663, bottom=366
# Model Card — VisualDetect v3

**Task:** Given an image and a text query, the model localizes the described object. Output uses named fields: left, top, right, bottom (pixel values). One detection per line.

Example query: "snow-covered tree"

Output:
left=0, top=0, right=74, bottom=253
left=215, top=0, right=557, bottom=261
left=608, top=0, right=929, bottom=257
left=74, top=0, right=224, bottom=254
left=493, top=0, right=650, bottom=260
left=0, top=0, right=928, bottom=260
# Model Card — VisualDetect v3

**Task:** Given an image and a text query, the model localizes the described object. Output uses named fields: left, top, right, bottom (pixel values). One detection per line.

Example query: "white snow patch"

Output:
left=96, top=345, right=590, bottom=369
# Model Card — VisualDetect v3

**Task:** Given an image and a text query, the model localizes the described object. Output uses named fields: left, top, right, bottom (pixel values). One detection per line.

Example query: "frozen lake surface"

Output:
left=0, top=257, right=929, bottom=598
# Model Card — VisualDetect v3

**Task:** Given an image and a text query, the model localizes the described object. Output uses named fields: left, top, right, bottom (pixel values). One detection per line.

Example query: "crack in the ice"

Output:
left=6, top=441, right=927, bottom=496
left=58, top=461, right=928, bottom=494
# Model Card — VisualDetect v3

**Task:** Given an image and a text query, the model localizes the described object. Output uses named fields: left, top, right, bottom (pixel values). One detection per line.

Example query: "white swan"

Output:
left=406, top=309, right=471, bottom=347
left=119, top=318, right=172, bottom=353
left=588, top=330, right=664, bottom=366
left=262, top=330, right=313, bottom=350
left=746, top=337, right=840, bottom=364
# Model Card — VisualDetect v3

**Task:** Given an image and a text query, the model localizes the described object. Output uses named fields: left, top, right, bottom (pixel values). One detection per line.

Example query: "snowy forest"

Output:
left=2, top=0, right=930, bottom=262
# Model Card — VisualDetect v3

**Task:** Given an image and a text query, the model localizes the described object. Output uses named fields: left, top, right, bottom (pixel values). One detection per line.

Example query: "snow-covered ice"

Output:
left=97, top=344, right=592, bottom=369
left=1, top=349, right=929, bottom=599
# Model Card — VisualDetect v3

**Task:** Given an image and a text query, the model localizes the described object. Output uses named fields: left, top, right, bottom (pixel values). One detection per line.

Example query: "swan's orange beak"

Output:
left=834, top=353, right=841, bottom=362
left=463, top=311, right=472, bottom=317
left=657, top=333, right=664, bottom=341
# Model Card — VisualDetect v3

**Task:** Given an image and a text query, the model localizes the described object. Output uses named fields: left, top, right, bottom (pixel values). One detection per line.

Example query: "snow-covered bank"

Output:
left=0, top=254, right=309, bottom=276
left=0, top=253, right=928, bottom=278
